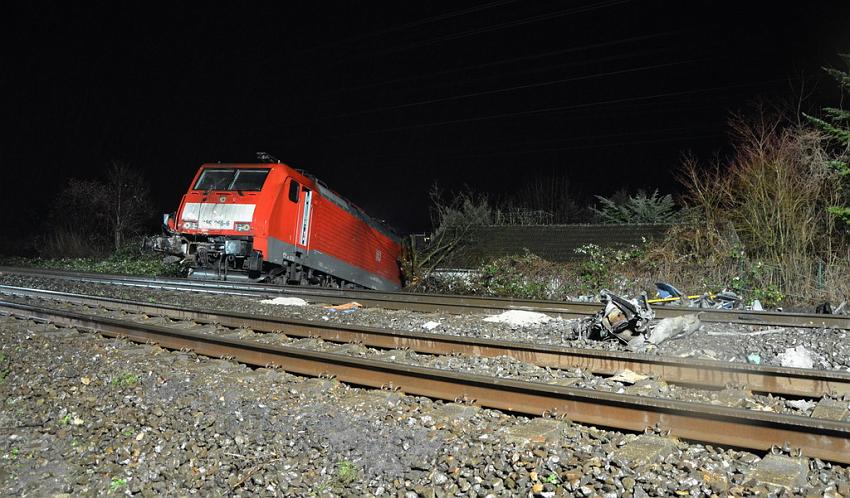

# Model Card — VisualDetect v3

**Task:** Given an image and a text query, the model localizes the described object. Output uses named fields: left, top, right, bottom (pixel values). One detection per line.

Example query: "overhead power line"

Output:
left=325, top=0, right=633, bottom=64
left=298, top=0, right=519, bottom=55
left=330, top=57, right=712, bottom=119
left=323, top=28, right=688, bottom=96
left=343, top=77, right=794, bottom=137
left=354, top=131, right=725, bottom=165
left=362, top=126, right=718, bottom=160
left=433, top=133, right=727, bottom=160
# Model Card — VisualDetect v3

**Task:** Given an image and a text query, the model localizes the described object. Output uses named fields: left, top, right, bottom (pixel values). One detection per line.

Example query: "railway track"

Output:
left=4, top=283, right=850, bottom=399
left=1, top=296, right=849, bottom=464
left=2, top=266, right=849, bottom=329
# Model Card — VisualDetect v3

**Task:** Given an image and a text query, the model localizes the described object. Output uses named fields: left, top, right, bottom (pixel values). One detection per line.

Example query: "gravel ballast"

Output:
left=1, top=272, right=849, bottom=372
left=2, top=314, right=850, bottom=496
left=0, top=293, right=832, bottom=418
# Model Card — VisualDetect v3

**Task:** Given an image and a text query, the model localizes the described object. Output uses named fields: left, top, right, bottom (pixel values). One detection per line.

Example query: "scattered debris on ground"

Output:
left=572, top=290, right=655, bottom=350
left=260, top=296, right=309, bottom=306
left=483, top=309, right=552, bottom=327
left=648, top=314, right=701, bottom=345
left=817, top=301, right=848, bottom=315
left=608, top=369, right=649, bottom=384
left=777, top=345, right=815, bottom=369
left=324, top=301, right=363, bottom=313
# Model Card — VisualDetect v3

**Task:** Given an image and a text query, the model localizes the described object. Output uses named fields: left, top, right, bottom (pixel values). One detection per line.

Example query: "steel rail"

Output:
left=2, top=266, right=848, bottom=329
left=3, top=284, right=849, bottom=399
left=1, top=299, right=849, bottom=464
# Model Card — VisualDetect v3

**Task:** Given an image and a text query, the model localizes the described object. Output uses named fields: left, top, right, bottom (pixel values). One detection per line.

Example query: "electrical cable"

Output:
left=330, top=57, right=712, bottom=119
left=322, top=0, right=633, bottom=64
left=341, top=77, right=794, bottom=137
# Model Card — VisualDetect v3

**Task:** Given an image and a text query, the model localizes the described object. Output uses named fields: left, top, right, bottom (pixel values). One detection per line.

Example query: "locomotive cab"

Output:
left=167, top=164, right=284, bottom=281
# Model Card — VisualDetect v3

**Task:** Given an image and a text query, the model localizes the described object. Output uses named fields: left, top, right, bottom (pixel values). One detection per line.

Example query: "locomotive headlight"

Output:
left=234, top=222, right=251, bottom=232
left=182, top=221, right=198, bottom=230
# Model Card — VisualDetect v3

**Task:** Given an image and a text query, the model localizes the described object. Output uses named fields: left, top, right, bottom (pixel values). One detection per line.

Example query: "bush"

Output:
left=647, top=108, right=850, bottom=307
left=418, top=244, right=648, bottom=301
left=401, top=186, right=494, bottom=287
left=478, top=252, right=564, bottom=300
left=45, top=161, right=153, bottom=256
left=574, top=243, right=645, bottom=294
left=1, top=239, right=182, bottom=277
left=408, top=106, right=850, bottom=308
left=592, top=190, right=677, bottom=224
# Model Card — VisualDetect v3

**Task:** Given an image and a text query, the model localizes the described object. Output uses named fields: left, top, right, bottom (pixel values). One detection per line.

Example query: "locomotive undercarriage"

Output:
left=146, top=234, right=362, bottom=288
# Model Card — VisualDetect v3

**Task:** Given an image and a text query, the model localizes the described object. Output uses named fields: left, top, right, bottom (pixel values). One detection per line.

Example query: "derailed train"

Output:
left=147, top=161, right=402, bottom=291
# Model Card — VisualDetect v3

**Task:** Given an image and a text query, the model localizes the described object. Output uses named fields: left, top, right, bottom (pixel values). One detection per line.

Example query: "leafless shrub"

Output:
left=493, top=207, right=554, bottom=226
left=104, top=160, right=153, bottom=250
left=498, top=174, right=585, bottom=224
left=400, top=185, right=493, bottom=287
left=649, top=107, right=850, bottom=305
left=46, top=161, right=153, bottom=256
left=46, top=178, right=108, bottom=257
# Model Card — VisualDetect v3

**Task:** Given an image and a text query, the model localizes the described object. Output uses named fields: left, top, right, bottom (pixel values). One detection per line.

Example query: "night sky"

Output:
left=2, top=1, right=849, bottom=240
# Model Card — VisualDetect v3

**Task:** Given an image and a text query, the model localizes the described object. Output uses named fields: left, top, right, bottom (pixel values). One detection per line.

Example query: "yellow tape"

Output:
left=647, top=293, right=715, bottom=304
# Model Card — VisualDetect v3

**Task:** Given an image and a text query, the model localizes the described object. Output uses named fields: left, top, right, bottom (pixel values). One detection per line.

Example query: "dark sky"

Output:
left=2, top=1, right=849, bottom=237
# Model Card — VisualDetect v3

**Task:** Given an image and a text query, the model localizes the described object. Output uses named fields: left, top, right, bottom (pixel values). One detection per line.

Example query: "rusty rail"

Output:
left=1, top=266, right=848, bottom=329
left=3, top=284, right=850, bottom=399
left=2, top=299, right=849, bottom=464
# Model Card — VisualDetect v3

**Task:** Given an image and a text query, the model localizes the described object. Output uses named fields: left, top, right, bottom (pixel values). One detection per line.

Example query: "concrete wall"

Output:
left=446, top=224, right=671, bottom=267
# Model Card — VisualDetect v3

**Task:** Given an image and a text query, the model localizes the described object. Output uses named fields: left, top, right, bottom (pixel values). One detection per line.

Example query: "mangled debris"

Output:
left=816, top=301, right=848, bottom=315
left=650, top=314, right=701, bottom=345
left=572, top=290, right=654, bottom=350
left=573, top=290, right=702, bottom=351
left=654, top=281, right=849, bottom=315
left=651, top=282, right=742, bottom=309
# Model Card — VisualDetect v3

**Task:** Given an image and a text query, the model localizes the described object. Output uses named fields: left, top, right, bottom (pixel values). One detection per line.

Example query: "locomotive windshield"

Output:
left=194, top=168, right=270, bottom=191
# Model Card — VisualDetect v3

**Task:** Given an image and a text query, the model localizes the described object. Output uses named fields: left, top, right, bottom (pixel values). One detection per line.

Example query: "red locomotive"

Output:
left=148, top=159, right=402, bottom=291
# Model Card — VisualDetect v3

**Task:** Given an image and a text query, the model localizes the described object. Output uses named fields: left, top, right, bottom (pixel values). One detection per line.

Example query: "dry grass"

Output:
left=40, top=228, right=105, bottom=258
left=646, top=110, right=850, bottom=306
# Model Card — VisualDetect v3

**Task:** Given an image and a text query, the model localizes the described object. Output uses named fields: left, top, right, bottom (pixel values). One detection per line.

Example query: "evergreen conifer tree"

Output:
left=805, top=53, right=850, bottom=224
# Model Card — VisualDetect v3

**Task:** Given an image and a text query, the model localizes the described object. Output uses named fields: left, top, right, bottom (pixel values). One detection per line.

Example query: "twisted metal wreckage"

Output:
left=573, top=290, right=702, bottom=351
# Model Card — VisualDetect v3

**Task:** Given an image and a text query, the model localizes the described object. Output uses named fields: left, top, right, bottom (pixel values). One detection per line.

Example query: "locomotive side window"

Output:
left=288, top=180, right=300, bottom=202
left=194, top=169, right=235, bottom=191
left=230, top=169, right=269, bottom=191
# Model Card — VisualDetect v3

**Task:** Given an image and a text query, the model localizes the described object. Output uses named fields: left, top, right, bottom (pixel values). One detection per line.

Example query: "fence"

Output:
left=443, top=224, right=671, bottom=268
